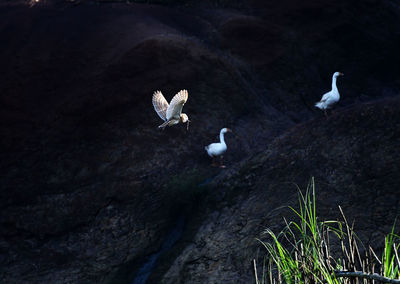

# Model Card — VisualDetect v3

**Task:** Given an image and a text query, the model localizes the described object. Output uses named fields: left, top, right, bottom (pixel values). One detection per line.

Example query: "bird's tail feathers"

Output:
left=315, top=101, right=325, bottom=109
left=158, top=120, right=169, bottom=129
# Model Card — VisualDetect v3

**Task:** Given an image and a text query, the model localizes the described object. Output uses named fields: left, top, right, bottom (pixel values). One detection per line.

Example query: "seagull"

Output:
left=152, top=89, right=190, bottom=130
left=315, top=72, right=344, bottom=116
left=205, top=128, right=232, bottom=168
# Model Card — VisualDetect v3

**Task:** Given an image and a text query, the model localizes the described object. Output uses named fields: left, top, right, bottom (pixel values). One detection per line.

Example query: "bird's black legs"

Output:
left=219, top=156, right=226, bottom=168
left=210, top=156, right=226, bottom=168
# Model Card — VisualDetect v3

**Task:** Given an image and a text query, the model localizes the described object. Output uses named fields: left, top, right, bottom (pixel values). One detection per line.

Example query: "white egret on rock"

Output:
left=205, top=128, right=232, bottom=168
left=315, top=72, right=344, bottom=116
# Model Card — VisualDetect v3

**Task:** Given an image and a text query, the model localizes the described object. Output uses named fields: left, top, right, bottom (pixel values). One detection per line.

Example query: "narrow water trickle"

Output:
left=132, top=216, right=185, bottom=284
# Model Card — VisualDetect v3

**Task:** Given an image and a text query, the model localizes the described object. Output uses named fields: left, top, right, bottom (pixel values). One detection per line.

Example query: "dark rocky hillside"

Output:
left=0, top=0, right=399, bottom=283
left=158, top=96, right=400, bottom=283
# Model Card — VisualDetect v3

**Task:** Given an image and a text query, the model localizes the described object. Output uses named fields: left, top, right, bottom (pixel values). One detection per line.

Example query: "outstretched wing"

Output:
left=152, top=91, right=169, bottom=121
left=166, top=89, right=188, bottom=120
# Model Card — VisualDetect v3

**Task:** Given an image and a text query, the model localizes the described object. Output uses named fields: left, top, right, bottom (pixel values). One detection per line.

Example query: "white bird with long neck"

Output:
left=315, top=72, right=344, bottom=116
left=205, top=128, right=232, bottom=168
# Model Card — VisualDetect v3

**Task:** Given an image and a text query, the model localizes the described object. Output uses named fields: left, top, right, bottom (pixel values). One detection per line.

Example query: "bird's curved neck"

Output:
left=331, top=76, right=338, bottom=90
left=219, top=132, right=226, bottom=144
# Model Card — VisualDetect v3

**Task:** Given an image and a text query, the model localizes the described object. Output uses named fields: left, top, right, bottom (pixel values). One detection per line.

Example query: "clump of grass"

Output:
left=382, top=225, right=400, bottom=279
left=255, top=178, right=400, bottom=284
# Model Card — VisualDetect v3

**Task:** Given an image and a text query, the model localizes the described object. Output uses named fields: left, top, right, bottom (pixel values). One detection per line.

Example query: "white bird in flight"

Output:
left=315, top=72, right=344, bottom=116
left=152, top=89, right=190, bottom=130
left=205, top=128, right=232, bottom=168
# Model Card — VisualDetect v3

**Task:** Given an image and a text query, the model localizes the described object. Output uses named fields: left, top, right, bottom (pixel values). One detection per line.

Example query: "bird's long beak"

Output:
left=187, top=120, right=190, bottom=131
left=227, top=128, right=232, bottom=132
left=339, top=72, right=344, bottom=76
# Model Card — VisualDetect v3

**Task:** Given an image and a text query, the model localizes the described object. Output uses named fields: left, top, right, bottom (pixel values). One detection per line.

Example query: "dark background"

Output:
left=0, top=0, right=399, bottom=283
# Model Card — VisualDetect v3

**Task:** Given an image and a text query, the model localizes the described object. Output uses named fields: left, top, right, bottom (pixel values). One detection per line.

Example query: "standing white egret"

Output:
left=205, top=128, right=232, bottom=168
left=152, top=89, right=190, bottom=130
left=315, top=72, right=344, bottom=116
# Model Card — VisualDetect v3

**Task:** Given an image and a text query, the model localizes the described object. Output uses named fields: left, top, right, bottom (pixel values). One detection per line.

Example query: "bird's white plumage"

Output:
left=152, top=91, right=169, bottom=121
left=205, top=128, right=231, bottom=157
left=166, top=89, right=188, bottom=120
left=206, top=142, right=227, bottom=157
left=315, top=90, right=339, bottom=110
left=315, top=72, right=343, bottom=110
left=152, top=89, right=190, bottom=129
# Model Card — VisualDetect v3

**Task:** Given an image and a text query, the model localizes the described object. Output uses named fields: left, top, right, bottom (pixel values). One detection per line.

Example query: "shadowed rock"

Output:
left=0, top=0, right=399, bottom=283
left=160, top=97, right=400, bottom=283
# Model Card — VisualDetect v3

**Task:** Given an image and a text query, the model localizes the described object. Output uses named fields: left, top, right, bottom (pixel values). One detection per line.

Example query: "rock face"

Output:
left=160, top=97, right=400, bottom=283
left=0, top=0, right=399, bottom=283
